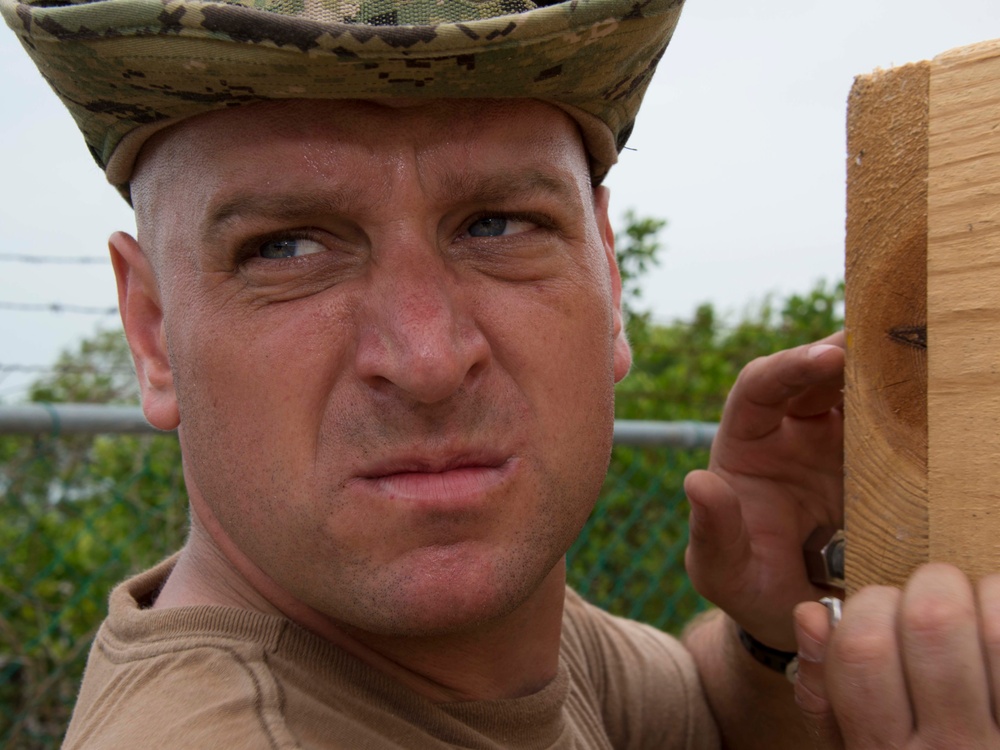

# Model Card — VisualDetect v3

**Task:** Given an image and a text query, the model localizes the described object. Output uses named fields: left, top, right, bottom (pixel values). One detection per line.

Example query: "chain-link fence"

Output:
left=0, top=408, right=715, bottom=750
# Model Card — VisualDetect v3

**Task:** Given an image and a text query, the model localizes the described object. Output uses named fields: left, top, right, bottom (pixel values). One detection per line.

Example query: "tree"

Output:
left=0, top=330, right=185, bottom=749
left=25, top=328, right=140, bottom=405
left=566, top=216, right=844, bottom=630
left=615, top=209, right=667, bottom=322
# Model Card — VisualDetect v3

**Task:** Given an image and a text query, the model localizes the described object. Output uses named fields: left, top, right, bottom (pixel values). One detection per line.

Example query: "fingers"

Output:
left=683, top=470, right=761, bottom=622
left=720, top=334, right=845, bottom=443
left=684, top=470, right=751, bottom=598
left=793, top=602, right=843, bottom=747
left=684, top=469, right=803, bottom=651
left=817, top=564, right=999, bottom=747
left=786, top=374, right=844, bottom=421
left=899, top=563, right=993, bottom=740
left=813, top=330, right=846, bottom=350
left=825, top=585, right=913, bottom=747
left=978, top=573, right=1000, bottom=722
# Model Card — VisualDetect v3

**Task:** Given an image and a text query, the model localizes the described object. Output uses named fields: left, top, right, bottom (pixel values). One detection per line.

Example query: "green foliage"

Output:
left=615, top=210, right=667, bottom=320
left=0, top=335, right=186, bottom=749
left=566, top=215, right=844, bottom=631
left=27, top=328, right=139, bottom=405
left=618, top=277, right=845, bottom=425
left=0, top=430, right=187, bottom=749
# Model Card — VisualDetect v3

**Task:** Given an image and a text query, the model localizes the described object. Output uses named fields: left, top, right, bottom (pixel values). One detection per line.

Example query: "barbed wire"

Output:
left=0, top=301, right=117, bottom=315
left=0, top=364, right=59, bottom=374
left=0, top=364, right=136, bottom=374
left=0, top=253, right=109, bottom=265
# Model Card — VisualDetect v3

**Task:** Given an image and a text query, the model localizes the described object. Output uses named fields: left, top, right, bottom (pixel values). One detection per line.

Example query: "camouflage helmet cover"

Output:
left=2, top=0, right=685, bottom=199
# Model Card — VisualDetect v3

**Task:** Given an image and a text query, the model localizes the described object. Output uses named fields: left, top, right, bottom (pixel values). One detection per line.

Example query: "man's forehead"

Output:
left=136, top=98, right=589, bottom=186
left=132, top=98, right=592, bottom=221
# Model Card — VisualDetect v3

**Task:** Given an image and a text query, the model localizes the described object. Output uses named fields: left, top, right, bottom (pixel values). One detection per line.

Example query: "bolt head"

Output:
left=803, top=527, right=845, bottom=589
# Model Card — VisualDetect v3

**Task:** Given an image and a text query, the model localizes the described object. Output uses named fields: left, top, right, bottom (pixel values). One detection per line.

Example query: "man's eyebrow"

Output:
left=438, top=168, right=582, bottom=206
left=201, top=190, right=360, bottom=240
left=200, top=169, right=581, bottom=239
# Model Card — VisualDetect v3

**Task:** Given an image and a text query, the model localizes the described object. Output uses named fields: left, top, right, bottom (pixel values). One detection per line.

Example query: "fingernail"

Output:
left=808, top=344, right=839, bottom=360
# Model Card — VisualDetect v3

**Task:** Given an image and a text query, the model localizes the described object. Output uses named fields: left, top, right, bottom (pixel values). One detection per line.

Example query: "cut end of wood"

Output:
left=851, top=60, right=932, bottom=88
left=845, top=36, right=1000, bottom=591
left=845, top=56, right=930, bottom=594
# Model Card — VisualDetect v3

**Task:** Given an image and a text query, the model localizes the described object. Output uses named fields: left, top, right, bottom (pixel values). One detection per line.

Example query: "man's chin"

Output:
left=336, top=547, right=563, bottom=638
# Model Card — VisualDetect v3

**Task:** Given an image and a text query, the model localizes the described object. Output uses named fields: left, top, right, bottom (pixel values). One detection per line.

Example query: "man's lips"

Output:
left=359, top=453, right=510, bottom=478
left=351, top=454, right=516, bottom=504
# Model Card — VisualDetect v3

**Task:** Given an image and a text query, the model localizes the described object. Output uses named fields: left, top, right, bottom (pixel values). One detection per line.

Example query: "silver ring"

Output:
left=819, top=596, right=843, bottom=628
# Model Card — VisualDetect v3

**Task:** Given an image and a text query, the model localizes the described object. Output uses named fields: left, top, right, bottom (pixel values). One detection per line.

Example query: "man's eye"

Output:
left=258, top=238, right=326, bottom=259
left=468, top=217, right=508, bottom=237
left=465, top=216, right=536, bottom=238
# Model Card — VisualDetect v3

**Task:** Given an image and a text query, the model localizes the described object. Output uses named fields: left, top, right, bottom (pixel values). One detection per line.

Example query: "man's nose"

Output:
left=354, top=258, right=490, bottom=404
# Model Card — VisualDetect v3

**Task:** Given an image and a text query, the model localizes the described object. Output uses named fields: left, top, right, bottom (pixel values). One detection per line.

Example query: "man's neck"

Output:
left=325, top=569, right=566, bottom=701
left=154, top=519, right=565, bottom=702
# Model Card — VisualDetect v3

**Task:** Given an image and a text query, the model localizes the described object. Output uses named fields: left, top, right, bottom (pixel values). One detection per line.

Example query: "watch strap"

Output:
left=737, top=627, right=798, bottom=674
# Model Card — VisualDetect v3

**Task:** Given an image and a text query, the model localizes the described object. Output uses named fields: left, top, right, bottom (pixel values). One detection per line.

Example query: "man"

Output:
left=3, top=0, right=998, bottom=746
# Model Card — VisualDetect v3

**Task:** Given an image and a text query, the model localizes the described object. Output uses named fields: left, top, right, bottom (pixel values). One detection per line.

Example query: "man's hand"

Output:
left=684, top=332, right=845, bottom=650
left=793, top=563, right=1000, bottom=748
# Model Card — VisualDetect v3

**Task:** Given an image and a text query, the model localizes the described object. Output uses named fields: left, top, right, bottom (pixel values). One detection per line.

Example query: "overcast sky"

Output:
left=1, top=0, right=997, bottom=401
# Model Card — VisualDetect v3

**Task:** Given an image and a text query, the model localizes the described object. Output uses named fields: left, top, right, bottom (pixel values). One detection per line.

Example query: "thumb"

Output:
left=792, top=602, right=842, bottom=747
left=683, top=470, right=752, bottom=607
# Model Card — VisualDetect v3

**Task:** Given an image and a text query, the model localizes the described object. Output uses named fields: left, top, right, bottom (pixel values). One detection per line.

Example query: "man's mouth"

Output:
left=360, top=453, right=509, bottom=478
left=352, top=453, right=516, bottom=505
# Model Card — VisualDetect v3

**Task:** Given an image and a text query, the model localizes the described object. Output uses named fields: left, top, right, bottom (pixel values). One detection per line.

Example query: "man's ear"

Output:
left=593, top=186, right=632, bottom=383
left=109, top=232, right=179, bottom=430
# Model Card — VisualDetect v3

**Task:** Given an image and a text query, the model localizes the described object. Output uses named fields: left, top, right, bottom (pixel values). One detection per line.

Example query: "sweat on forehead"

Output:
left=130, top=98, right=593, bottom=225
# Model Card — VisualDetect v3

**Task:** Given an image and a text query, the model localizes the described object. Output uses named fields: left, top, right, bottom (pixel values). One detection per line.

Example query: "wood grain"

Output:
left=927, top=40, right=1000, bottom=578
left=844, top=63, right=930, bottom=594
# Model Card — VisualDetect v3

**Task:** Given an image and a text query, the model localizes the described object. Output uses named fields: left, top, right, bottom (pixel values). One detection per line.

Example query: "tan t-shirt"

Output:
left=64, top=557, right=719, bottom=749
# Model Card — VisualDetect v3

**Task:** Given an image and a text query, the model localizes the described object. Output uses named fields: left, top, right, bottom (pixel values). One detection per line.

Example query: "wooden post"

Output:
left=845, top=40, right=1000, bottom=594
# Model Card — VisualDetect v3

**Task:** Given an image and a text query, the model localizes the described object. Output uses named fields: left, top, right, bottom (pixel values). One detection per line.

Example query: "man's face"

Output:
left=124, top=99, right=631, bottom=636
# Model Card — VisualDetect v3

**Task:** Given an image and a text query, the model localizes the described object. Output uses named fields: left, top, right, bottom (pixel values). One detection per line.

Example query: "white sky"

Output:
left=1, top=0, right=997, bottom=401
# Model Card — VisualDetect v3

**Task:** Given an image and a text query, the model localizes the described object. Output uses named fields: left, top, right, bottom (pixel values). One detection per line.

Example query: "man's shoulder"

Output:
left=561, top=588, right=721, bottom=750
left=561, top=586, right=692, bottom=666
left=64, top=632, right=289, bottom=750
left=64, top=557, right=297, bottom=749
left=63, top=570, right=717, bottom=749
